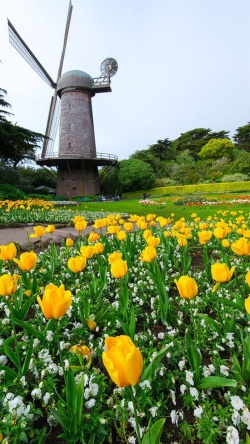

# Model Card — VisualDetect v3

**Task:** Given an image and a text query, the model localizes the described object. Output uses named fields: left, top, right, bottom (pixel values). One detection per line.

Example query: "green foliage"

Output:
left=220, top=173, right=249, bottom=183
left=233, top=122, right=250, bottom=152
left=198, top=138, right=235, bottom=160
left=172, top=128, right=229, bottom=159
left=0, top=88, right=13, bottom=121
left=118, top=158, right=155, bottom=192
left=229, top=151, right=250, bottom=175
left=0, top=184, right=25, bottom=200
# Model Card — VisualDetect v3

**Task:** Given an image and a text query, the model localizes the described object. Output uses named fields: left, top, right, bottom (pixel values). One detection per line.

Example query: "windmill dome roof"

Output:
left=57, top=70, right=93, bottom=93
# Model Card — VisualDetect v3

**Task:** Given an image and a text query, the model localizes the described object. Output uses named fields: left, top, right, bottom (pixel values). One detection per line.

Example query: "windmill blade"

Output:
left=7, top=19, right=55, bottom=88
left=41, top=92, right=61, bottom=158
left=56, top=0, right=73, bottom=82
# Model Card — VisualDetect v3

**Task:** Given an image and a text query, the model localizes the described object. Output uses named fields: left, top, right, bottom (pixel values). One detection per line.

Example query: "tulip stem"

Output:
left=128, top=386, right=142, bottom=444
left=7, top=298, right=21, bottom=371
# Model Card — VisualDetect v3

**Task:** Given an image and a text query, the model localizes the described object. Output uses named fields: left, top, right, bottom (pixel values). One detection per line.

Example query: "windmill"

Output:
left=7, top=0, right=118, bottom=197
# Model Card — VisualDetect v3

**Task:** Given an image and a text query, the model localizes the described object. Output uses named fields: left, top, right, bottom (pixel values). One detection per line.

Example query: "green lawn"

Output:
left=76, top=197, right=249, bottom=222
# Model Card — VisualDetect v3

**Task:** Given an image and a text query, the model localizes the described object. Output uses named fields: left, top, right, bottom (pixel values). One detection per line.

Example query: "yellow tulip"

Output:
left=123, top=222, right=133, bottom=231
left=73, top=215, right=85, bottom=224
left=0, top=243, right=17, bottom=261
left=178, top=238, right=187, bottom=247
left=198, top=231, right=212, bottom=245
left=211, top=263, right=235, bottom=283
left=94, top=242, right=105, bottom=254
left=29, top=225, right=46, bottom=238
left=110, top=259, right=128, bottom=279
left=86, top=319, right=97, bottom=330
left=37, top=283, right=72, bottom=319
left=245, top=270, right=250, bottom=287
left=146, top=236, right=160, bottom=248
left=231, top=237, right=250, bottom=256
left=199, top=222, right=208, bottom=230
left=139, top=246, right=157, bottom=262
left=174, top=275, right=198, bottom=299
left=143, top=229, right=152, bottom=240
left=107, top=225, right=120, bottom=234
left=80, top=246, right=95, bottom=259
left=66, top=238, right=74, bottom=247
left=102, top=335, right=143, bottom=387
left=68, top=256, right=86, bottom=272
left=0, top=274, right=19, bottom=296
left=146, top=213, right=156, bottom=222
left=245, top=296, right=250, bottom=314
left=45, top=225, right=55, bottom=233
left=93, top=218, right=106, bottom=229
left=108, top=251, right=122, bottom=264
left=88, top=231, right=100, bottom=243
left=75, top=220, right=88, bottom=232
left=13, top=251, right=37, bottom=271
left=213, top=227, right=228, bottom=239
left=221, top=239, right=230, bottom=248
left=116, top=230, right=127, bottom=241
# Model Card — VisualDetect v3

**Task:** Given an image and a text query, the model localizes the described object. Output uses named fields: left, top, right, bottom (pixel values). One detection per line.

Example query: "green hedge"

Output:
left=123, top=181, right=250, bottom=198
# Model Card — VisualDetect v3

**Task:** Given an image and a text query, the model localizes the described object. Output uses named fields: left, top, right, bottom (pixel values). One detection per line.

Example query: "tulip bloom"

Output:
left=139, top=246, right=157, bottom=262
left=178, top=238, right=187, bottom=247
left=108, top=251, right=122, bottom=264
left=88, top=231, right=100, bottom=243
left=29, top=225, right=46, bottom=238
left=222, top=239, right=230, bottom=248
left=94, top=242, right=105, bottom=254
left=13, top=251, right=37, bottom=271
left=68, top=256, right=86, bottom=273
left=0, top=243, right=17, bottom=261
left=75, top=220, right=88, bottom=232
left=231, top=237, right=250, bottom=256
left=116, top=231, right=127, bottom=241
left=80, top=246, right=95, bottom=259
left=198, top=231, right=212, bottom=245
left=245, top=296, right=250, bottom=314
left=211, top=263, right=235, bottom=283
left=102, top=335, right=143, bottom=387
left=37, top=283, right=72, bottom=319
left=110, top=259, right=128, bottom=279
left=66, top=238, right=74, bottom=247
left=146, top=236, right=160, bottom=248
left=174, top=275, right=198, bottom=299
left=45, top=225, right=55, bottom=234
left=107, top=225, right=120, bottom=234
left=143, top=229, right=152, bottom=240
left=213, top=227, right=228, bottom=240
left=245, top=270, right=250, bottom=287
left=123, top=222, right=133, bottom=231
left=0, top=274, right=19, bottom=296
left=71, top=344, right=91, bottom=360
left=86, top=319, right=97, bottom=330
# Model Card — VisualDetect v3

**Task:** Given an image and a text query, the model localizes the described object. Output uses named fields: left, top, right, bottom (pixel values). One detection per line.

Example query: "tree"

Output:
left=228, top=151, right=250, bottom=175
left=172, top=128, right=230, bottom=159
left=0, top=88, right=45, bottom=168
left=198, top=138, right=235, bottom=160
left=0, top=88, right=13, bottom=121
left=233, top=123, right=250, bottom=152
left=118, top=158, right=155, bottom=192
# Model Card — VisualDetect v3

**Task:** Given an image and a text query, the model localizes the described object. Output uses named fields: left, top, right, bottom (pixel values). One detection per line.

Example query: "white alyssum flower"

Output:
left=241, top=406, right=250, bottom=429
left=226, top=426, right=239, bottom=444
left=194, top=405, right=203, bottom=418
left=31, top=388, right=42, bottom=399
left=0, top=355, right=8, bottom=365
left=128, top=436, right=136, bottom=444
left=220, top=365, right=230, bottom=376
left=190, top=387, right=199, bottom=401
left=170, top=390, right=176, bottom=405
left=43, top=392, right=52, bottom=405
left=185, top=370, right=194, bottom=385
left=178, top=359, right=186, bottom=370
left=180, top=384, right=187, bottom=394
left=231, top=396, right=244, bottom=411
left=149, top=406, right=158, bottom=417
left=85, top=399, right=96, bottom=409
left=231, top=410, right=241, bottom=426
left=170, top=410, right=183, bottom=426
left=46, top=330, right=53, bottom=341
left=139, top=379, right=152, bottom=390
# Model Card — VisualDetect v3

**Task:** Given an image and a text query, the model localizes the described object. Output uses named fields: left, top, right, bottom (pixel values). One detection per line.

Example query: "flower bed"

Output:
left=0, top=211, right=249, bottom=443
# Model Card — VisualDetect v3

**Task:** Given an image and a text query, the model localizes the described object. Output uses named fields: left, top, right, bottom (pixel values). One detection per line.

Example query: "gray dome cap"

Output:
left=57, top=70, right=93, bottom=93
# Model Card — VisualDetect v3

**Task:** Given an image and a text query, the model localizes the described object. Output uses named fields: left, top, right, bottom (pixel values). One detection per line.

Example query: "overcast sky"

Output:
left=1, top=0, right=250, bottom=161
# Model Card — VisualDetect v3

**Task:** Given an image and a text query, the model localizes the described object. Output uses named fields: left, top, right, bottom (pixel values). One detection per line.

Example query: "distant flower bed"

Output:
left=173, top=194, right=250, bottom=207
left=139, top=199, right=166, bottom=208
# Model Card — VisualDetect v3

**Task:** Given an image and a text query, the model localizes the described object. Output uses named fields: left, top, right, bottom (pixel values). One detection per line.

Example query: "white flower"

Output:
left=85, top=399, right=96, bottom=409
left=226, top=426, right=239, bottom=444
left=180, top=384, right=187, bottom=394
left=190, top=387, right=199, bottom=401
left=185, top=370, right=194, bottom=385
left=231, top=410, right=241, bottom=426
left=149, top=406, right=158, bottom=417
left=170, top=410, right=181, bottom=425
left=43, top=392, right=52, bottom=405
left=128, top=437, right=136, bottom=444
left=158, top=332, right=165, bottom=339
left=241, top=406, right=250, bottom=429
left=231, top=396, right=244, bottom=411
left=46, top=330, right=53, bottom=341
left=31, top=388, right=42, bottom=399
left=220, top=365, right=229, bottom=376
left=139, top=379, right=152, bottom=390
left=0, top=355, right=8, bottom=365
left=170, top=389, right=176, bottom=405
left=194, top=405, right=203, bottom=418
left=178, top=359, right=186, bottom=371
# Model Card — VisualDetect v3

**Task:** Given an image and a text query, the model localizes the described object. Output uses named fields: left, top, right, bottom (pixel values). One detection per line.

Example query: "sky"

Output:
left=1, top=0, right=250, bottom=162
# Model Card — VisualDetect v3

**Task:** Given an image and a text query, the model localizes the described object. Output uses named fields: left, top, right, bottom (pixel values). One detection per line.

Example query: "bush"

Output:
left=220, top=173, right=249, bottom=182
left=154, top=178, right=177, bottom=187
left=27, top=194, right=53, bottom=201
left=0, top=184, right=26, bottom=200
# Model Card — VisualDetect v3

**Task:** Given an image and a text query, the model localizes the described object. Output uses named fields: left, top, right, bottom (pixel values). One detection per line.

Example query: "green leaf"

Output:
left=142, top=418, right=166, bottom=444
left=141, top=344, right=172, bottom=382
left=197, top=376, right=237, bottom=390
left=198, top=314, right=222, bottom=335
left=185, top=330, right=201, bottom=375
left=21, top=338, right=34, bottom=376
left=76, top=373, right=84, bottom=428
left=3, top=339, right=20, bottom=370
left=0, top=365, right=18, bottom=381
left=50, top=408, right=71, bottom=432
left=13, top=318, right=44, bottom=342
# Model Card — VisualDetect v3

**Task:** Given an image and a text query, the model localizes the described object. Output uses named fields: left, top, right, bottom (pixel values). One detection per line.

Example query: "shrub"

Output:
left=220, top=173, right=249, bottom=183
left=0, top=184, right=26, bottom=200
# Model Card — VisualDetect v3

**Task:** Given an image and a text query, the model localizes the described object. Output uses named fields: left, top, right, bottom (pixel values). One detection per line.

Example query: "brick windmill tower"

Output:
left=7, top=1, right=118, bottom=197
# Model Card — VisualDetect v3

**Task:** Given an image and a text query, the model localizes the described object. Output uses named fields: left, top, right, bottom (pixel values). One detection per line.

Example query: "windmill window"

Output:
left=69, top=143, right=71, bottom=149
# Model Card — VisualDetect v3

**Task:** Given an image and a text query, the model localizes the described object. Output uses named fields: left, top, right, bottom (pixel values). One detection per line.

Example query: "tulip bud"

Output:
left=174, top=275, right=198, bottom=299
left=110, top=259, right=128, bottom=279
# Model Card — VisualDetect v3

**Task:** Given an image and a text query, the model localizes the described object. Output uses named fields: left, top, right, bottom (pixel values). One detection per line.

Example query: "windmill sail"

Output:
left=42, top=94, right=61, bottom=158
left=56, top=0, right=73, bottom=82
left=7, top=19, right=55, bottom=88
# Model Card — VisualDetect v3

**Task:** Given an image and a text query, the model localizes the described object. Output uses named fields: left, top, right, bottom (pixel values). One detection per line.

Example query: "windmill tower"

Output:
left=7, top=1, right=118, bottom=197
